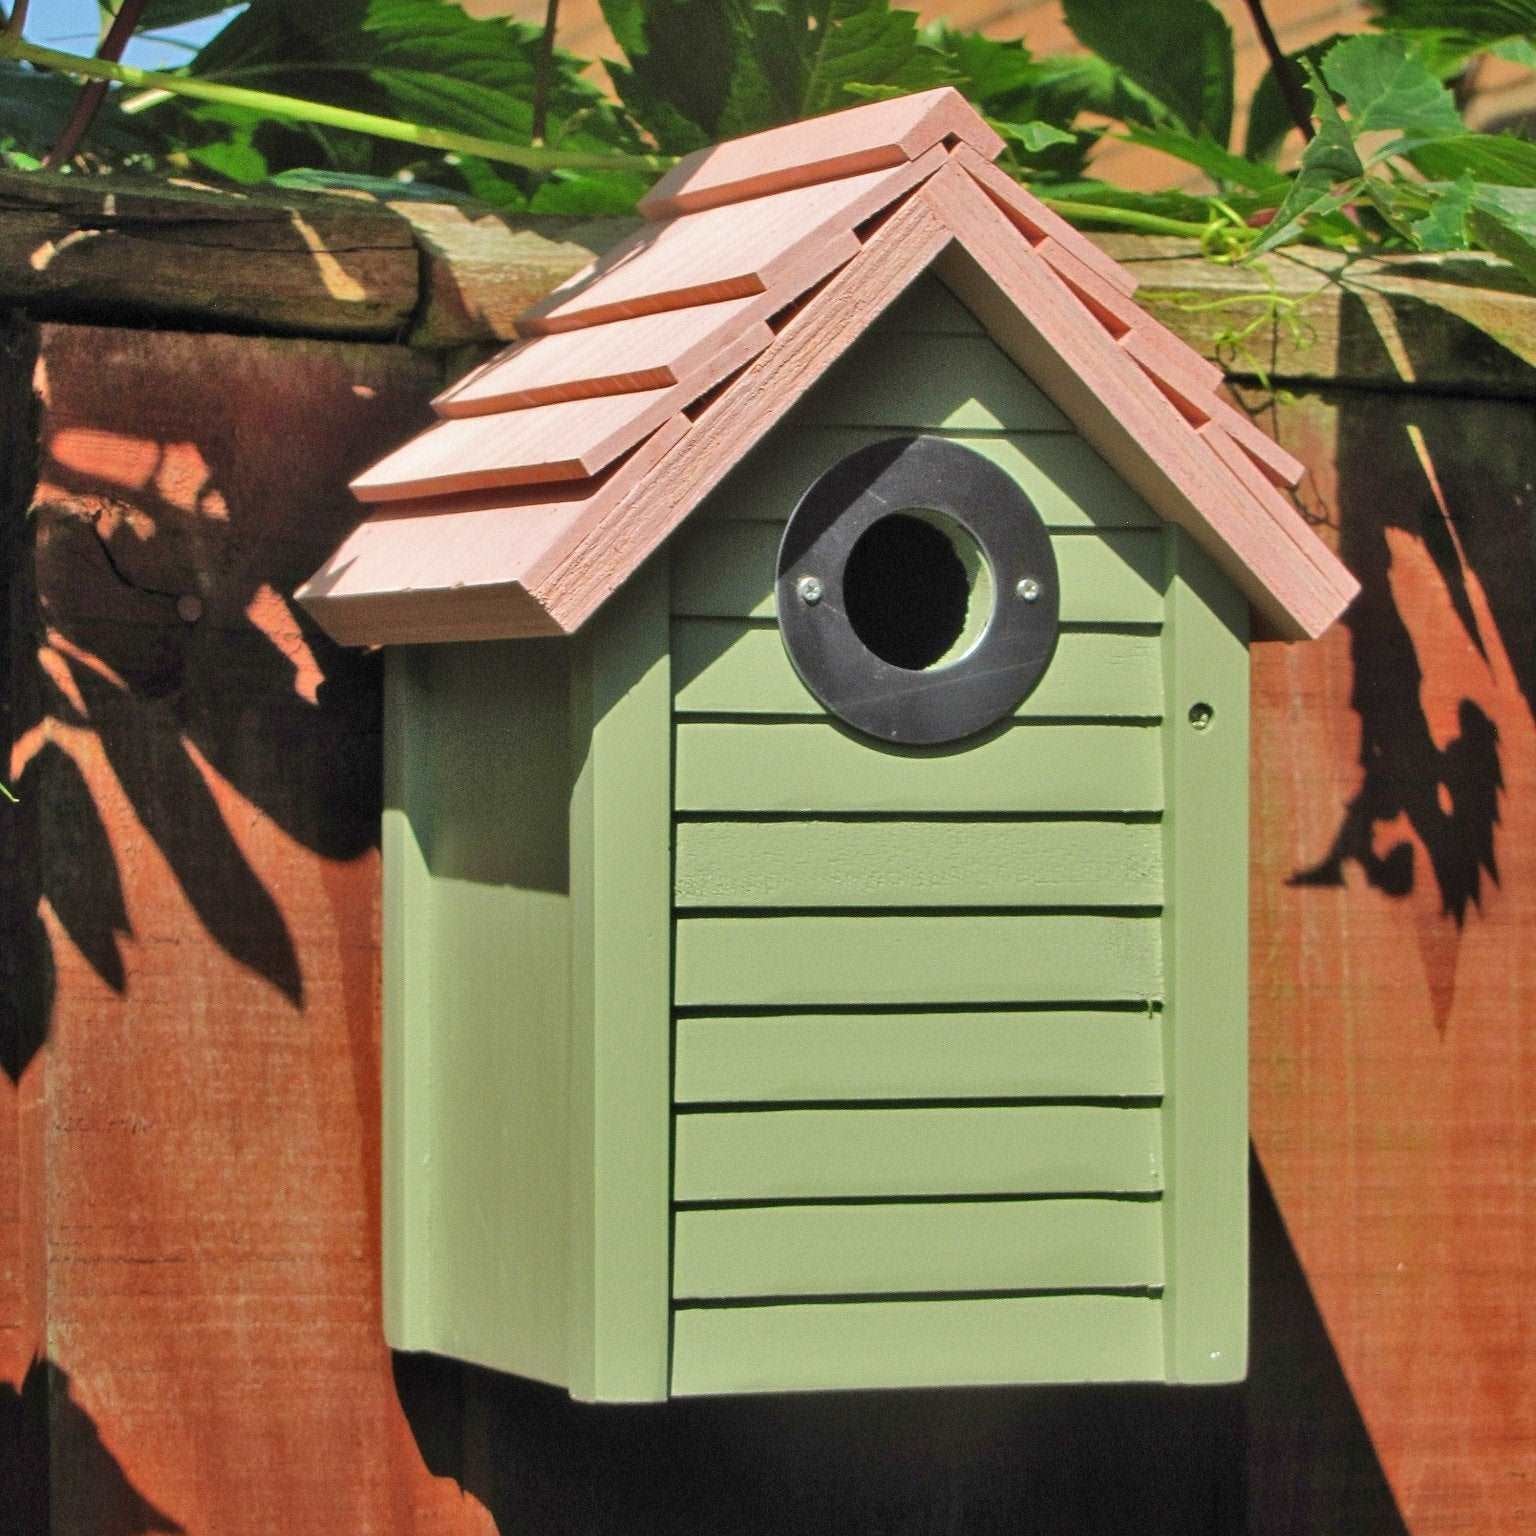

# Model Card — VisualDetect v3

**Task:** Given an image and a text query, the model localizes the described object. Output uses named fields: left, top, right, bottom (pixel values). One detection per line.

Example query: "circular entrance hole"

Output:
left=842, top=510, right=995, bottom=671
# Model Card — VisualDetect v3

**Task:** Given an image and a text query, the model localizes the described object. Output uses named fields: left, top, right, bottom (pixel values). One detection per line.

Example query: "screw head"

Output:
left=797, top=574, right=824, bottom=606
left=1189, top=702, right=1215, bottom=732
left=1015, top=576, right=1041, bottom=603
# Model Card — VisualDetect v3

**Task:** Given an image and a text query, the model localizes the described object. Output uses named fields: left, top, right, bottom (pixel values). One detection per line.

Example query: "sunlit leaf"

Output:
left=1249, top=60, right=1365, bottom=255
left=1320, top=33, right=1462, bottom=144
left=1409, top=173, right=1478, bottom=249
left=993, top=119, right=1077, bottom=153
left=1468, top=184, right=1536, bottom=285
left=1410, top=132, right=1536, bottom=186
left=1063, top=0, right=1234, bottom=143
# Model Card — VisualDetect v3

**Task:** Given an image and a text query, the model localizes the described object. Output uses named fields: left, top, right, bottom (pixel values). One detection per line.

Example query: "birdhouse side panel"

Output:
left=382, top=640, right=578, bottom=1388
left=662, top=277, right=1239, bottom=1394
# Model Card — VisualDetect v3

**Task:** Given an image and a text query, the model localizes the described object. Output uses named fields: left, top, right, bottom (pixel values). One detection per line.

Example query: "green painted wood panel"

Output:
left=674, top=1105, right=1163, bottom=1200
left=810, top=330, right=1072, bottom=430
left=672, top=622, right=1163, bottom=719
left=673, top=1010, right=1164, bottom=1103
left=698, top=429, right=1161, bottom=529
left=671, top=523, right=1164, bottom=625
left=1158, top=530, right=1251, bottom=1385
left=381, top=649, right=433, bottom=1354
left=673, top=1199, right=1165, bottom=1298
left=878, top=271, right=987, bottom=334
left=567, top=558, right=673, bottom=1402
left=675, top=913, right=1162, bottom=1008
left=670, top=1295, right=1164, bottom=1394
left=383, top=640, right=574, bottom=1387
left=674, top=819, right=1162, bottom=909
left=673, top=722, right=1162, bottom=815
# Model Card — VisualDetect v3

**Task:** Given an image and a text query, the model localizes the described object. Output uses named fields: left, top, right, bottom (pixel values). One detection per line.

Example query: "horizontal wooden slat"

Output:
left=674, top=819, right=1162, bottom=909
left=673, top=1010, right=1164, bottom=1103
left=673, top=1199, right=1164, bottom=1298
left=698, top=428, right=1161, bottom=529
left=674, top=1105, right=1162, bottom=1201
left=671, top=524, right=1164, bottom=624
left=675, top=913, right=1161, bottom=1008
left=674, top=722, right=1162, bottom=814
left=672, top=622, right=1163, bottom=718
left=809, top=330, right=1072, bottom=430
left=671, top=1295, right=1164, bottom=1394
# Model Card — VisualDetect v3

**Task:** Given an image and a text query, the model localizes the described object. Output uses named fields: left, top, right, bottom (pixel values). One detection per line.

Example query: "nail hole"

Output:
left=1188, top=702, right=1214, bottom=731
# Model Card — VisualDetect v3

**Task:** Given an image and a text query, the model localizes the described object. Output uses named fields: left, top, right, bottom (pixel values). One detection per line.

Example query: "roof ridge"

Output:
left=638, top=86, right=1002, bottom=221
left=302, top=132, right=1357, bottom=649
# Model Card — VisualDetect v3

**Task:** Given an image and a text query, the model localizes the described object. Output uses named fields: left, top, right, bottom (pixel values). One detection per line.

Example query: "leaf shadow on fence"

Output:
left=1, top=1356, right=185, bottom=1536
left=2, top=321, right=435, bottom=1084
left=1283, top=296, right=1536, bottom=1030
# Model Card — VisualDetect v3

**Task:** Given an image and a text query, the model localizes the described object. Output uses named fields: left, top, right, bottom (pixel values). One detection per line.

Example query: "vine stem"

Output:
left=43, top=0, right=148, bottom=170
left=531, top=0, right=561, bottom=146
left=0, top=33, right=675, bottom=175
left=1038, top=197, right=1218, bottom=240
left=1240, top=0, right=1314, bottom=142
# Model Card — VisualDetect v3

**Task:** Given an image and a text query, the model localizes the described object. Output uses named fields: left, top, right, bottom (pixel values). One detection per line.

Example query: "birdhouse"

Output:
left=298, top=89, right=1356, bottom=1403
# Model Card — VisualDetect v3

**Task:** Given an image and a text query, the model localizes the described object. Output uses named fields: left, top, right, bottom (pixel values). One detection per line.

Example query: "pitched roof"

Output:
left=298, top=87, right=1358, bottom=645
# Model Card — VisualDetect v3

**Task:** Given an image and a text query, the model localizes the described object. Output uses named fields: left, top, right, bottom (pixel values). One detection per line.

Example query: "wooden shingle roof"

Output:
left=298, top=88, right=1357, bottom=645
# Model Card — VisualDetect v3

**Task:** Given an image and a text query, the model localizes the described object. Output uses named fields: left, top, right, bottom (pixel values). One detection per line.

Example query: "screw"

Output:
left=1015, top=577, right=1041, bottom=602
left=797, top=575, right=824, bottom=606
left=1189, top=702, right=1214, bottom=731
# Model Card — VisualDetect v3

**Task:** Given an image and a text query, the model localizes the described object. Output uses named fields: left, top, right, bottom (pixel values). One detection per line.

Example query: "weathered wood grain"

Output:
left=0, top=170, right=418, bottom=338
left=1097, top=234, right=1536, bottom=398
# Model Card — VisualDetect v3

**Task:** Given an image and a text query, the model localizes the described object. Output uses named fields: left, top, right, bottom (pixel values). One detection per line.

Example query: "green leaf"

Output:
left=1120, top=126, right=1289, bottom=194
left=1468, top=184, right=1536, bottom=285
left=1062, top=0, right=1234, bottom=143
left=1248, top=59, right=1365, bottom=256
left=1409, top=132, right=1536, bottom=186
left=1245, top=33, right=1349, bottom=161
left=1409, top=173, right=1478, bottom=249
left=1369, top=1, right=1536, bottom=52
left=1320, top=33, right=1462, bottom=143
left=992, top=119, right=1077, bottom=153
left=598, top=0, right=652, bottom=59
left=183, top=0, right=637, bottom=193
left=796, top=2, right=956, bottom=119
left=528, top=168, right=651, bottom=215
left=1490, top=36, right=1536, bottom=69
left=186, top=135, right=268, bottom=181
left=923, top=26, right=1037, bottom=109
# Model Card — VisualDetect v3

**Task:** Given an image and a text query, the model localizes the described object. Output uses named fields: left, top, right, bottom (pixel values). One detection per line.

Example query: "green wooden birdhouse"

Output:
left=299, top=89, right=1356, bottom=1402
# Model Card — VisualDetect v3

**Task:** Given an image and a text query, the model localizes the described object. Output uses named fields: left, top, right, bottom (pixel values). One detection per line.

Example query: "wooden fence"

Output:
left=2, top=169, right=1532, bottom=1534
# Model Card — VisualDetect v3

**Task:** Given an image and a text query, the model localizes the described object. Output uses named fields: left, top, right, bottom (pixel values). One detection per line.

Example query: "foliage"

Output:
left=0, top=0, right=1534, bottom=272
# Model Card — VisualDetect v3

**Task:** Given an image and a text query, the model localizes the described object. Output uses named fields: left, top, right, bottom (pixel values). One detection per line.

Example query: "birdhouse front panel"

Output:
left=662, top=274, right=1250, bottom=1394
left=301, top=89, right=1357, bottom=1404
